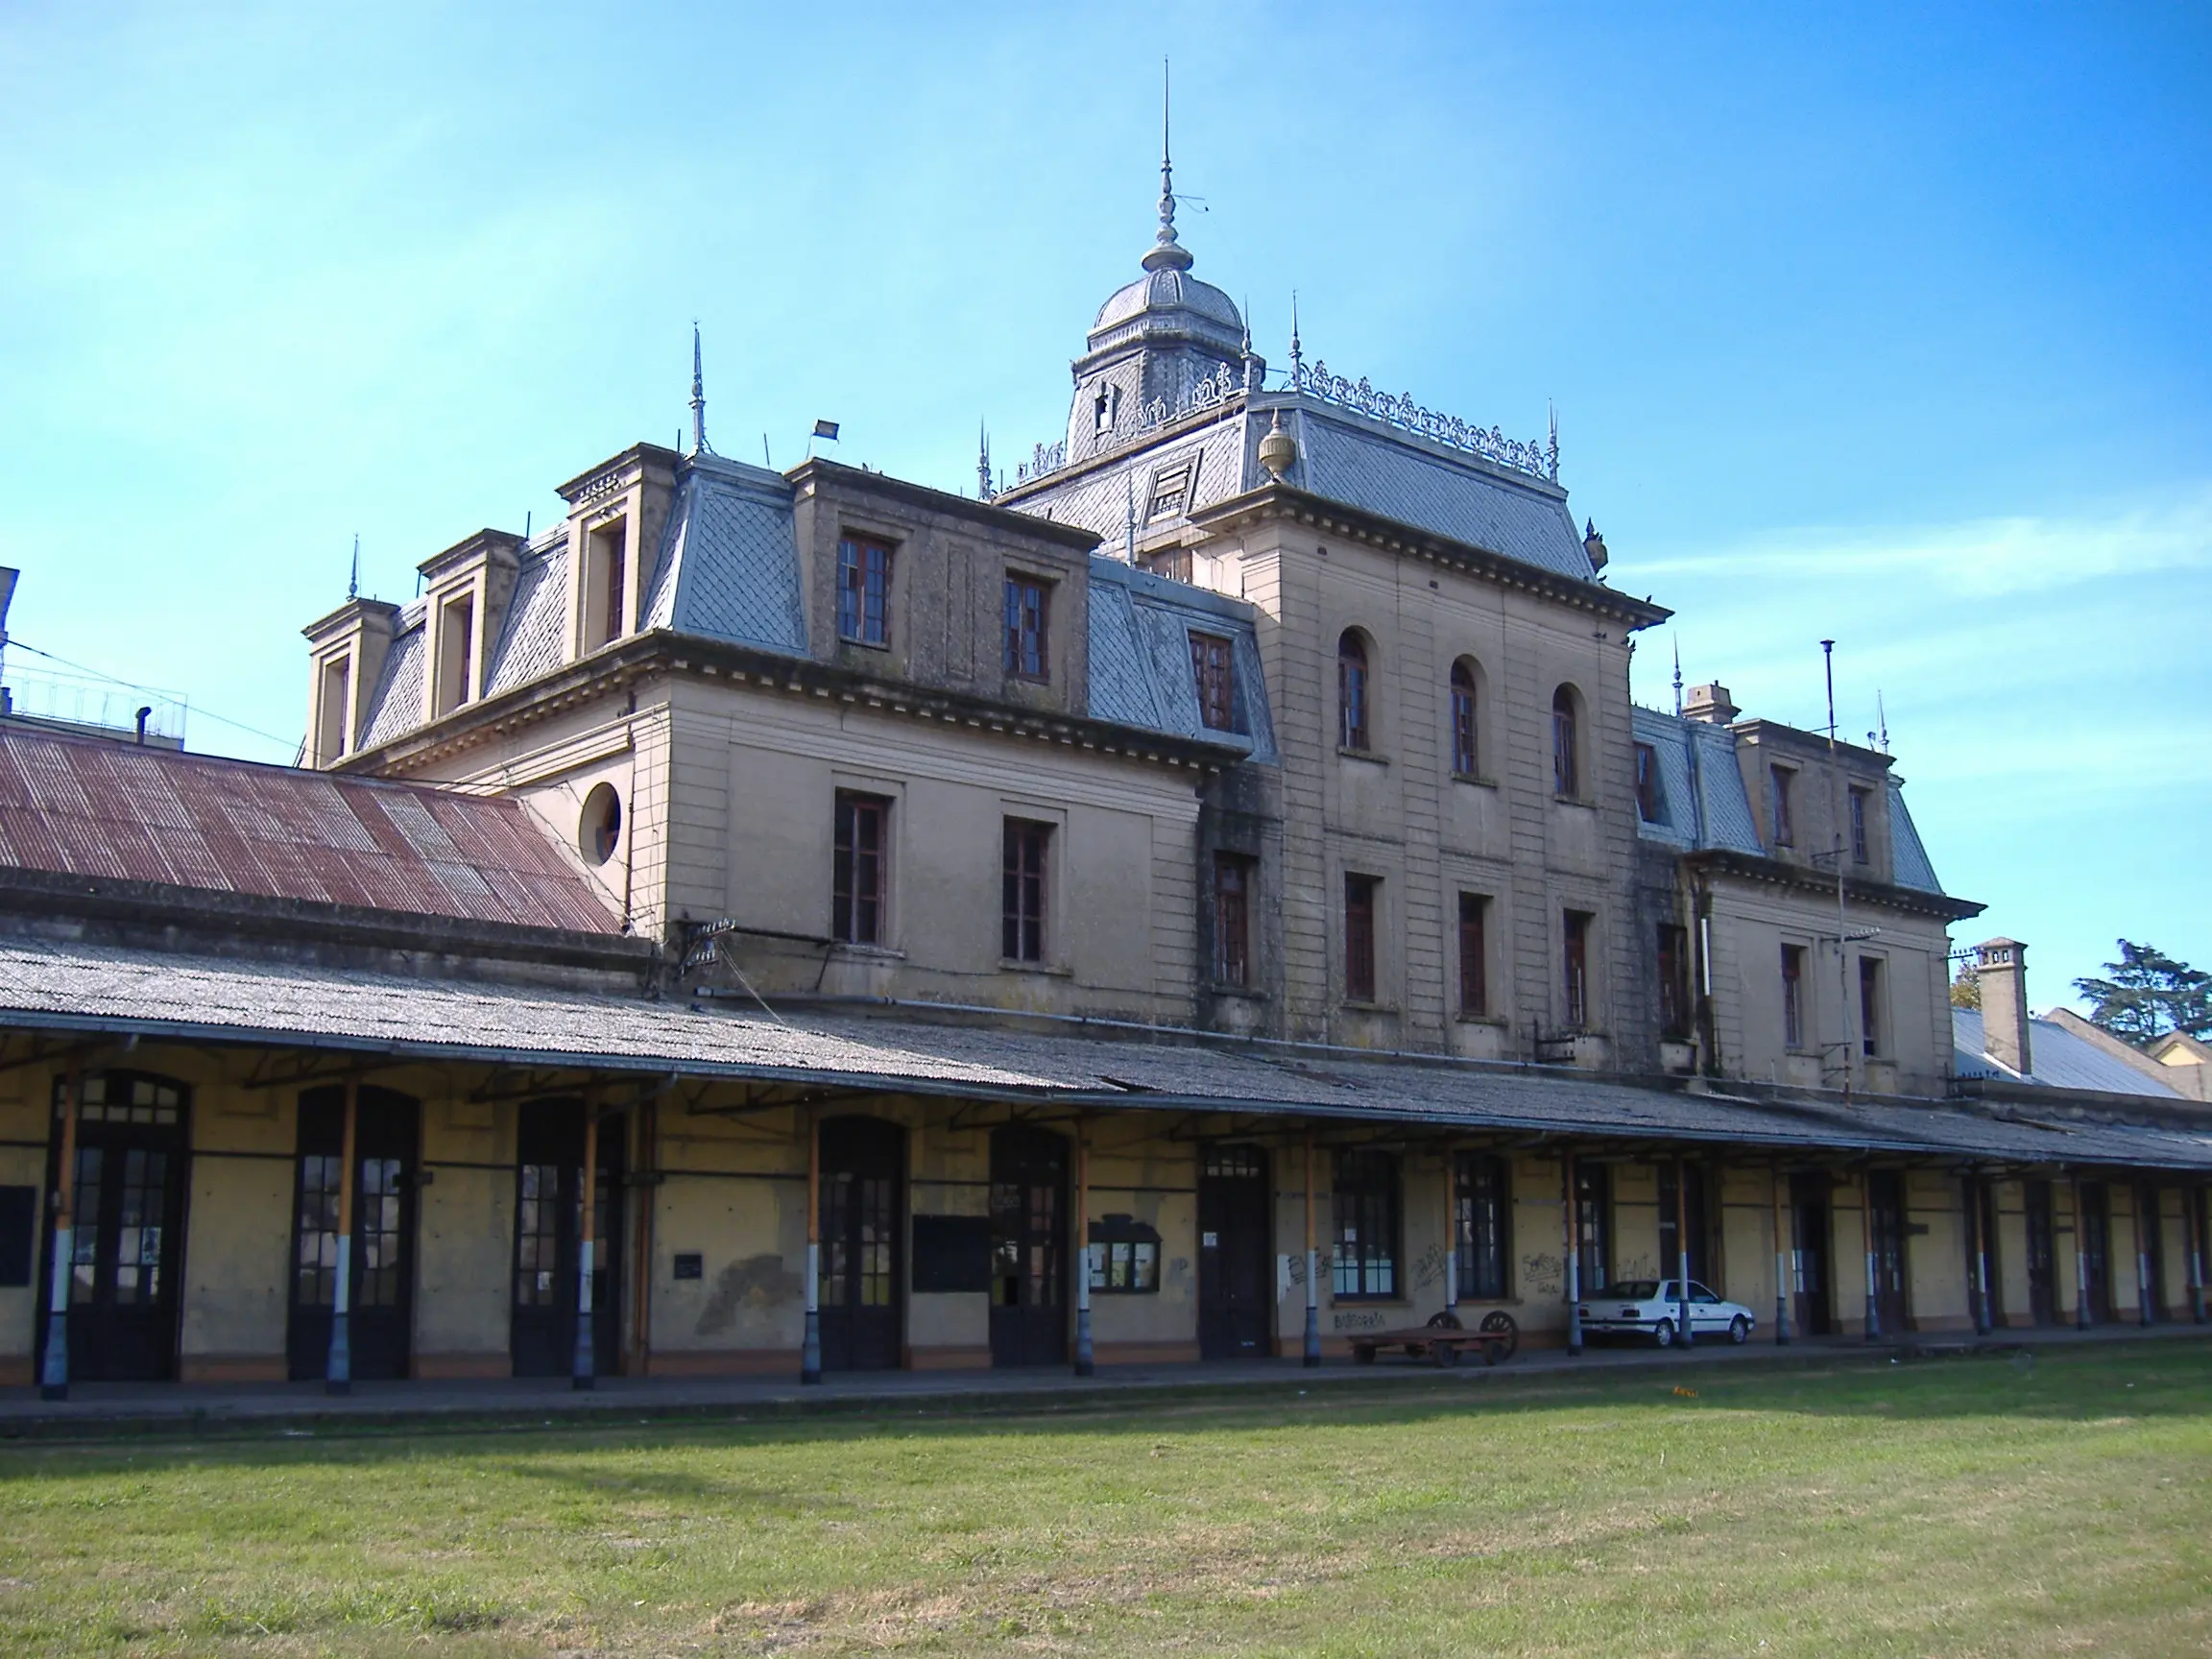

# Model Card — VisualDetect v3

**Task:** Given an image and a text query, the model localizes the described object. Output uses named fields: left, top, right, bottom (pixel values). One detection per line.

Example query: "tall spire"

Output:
left=1287, top=291, right=1302, bottom=382
left=977, top=421, right=992, bottom=500
left=1671, top=637, right=1684, bottom=716
left=348, top=533, right=359, bottom=601
left=688, top=322, right=709, bottom=456
left=1142, top=58, right=1192, bottom=274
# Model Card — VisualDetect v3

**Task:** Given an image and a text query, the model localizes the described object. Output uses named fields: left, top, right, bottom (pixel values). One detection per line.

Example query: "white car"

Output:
left=1579, top=1280, right=1756, bottom=1346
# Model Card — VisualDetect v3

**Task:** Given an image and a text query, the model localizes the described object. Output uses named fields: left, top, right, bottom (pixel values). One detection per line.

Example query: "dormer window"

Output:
left=1850, top=785, right=1871, bottom=863
left=316, top=656, right=351, bottom=763
left=836, top=535, right=891, bottom=647
left=1189, top=632, right=1235, bottom=731
left=1634, top=742, right=1662, bottom=823
left=433, top=593, right=474, bottom=717
left=1769, top=764, right=1795, bottom=848
left=1093, top=384, right=1118, bottom=436
left=1147, top=460, right=1193, bottom=519
left=584, top=517, right=629, bottom=648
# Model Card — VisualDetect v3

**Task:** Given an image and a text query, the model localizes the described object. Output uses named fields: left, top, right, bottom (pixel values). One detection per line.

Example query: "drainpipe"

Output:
left=2073, top=1173, right=2091, bottom=1332
left=1969, top=1174, right=1993, bottom=1336
left=38, top=1063, right=84, bottom=1402
left=802, top=1109, right=823, bottom=1383
left=1563, top=1149, right=1583, bottom=1357
left=1771, top=1165, right=1791, bottom=1346
left=1674, top=1153, right=1694, bottom=1348
left=1302, top=1133, right=1320, bottom=1367
left=572, top=1091, right=600, bottom=1391
left=326, top=1076, right=360, bottom=1395
left=1862, top=1168, right=1881, bottom=1341
left=1073, top=1125, right=1094, bottom=1377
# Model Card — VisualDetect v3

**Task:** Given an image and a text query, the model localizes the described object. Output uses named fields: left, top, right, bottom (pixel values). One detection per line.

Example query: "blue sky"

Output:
left=2, top=2, right=2205, bottom=1010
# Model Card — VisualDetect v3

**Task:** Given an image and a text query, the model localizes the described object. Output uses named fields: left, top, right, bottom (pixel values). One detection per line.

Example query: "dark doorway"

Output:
left=286, top=1087, right=420, bottom=1382
left=2079, top=1181, right=2112, bottom=1325
left=1790, top=1173, right=1834, bottom=1336
left=1866, top=1171, right=1910, bottom=1333
left=1967, top=1178, right=2001, bottom=1329
left=511, top=1099, right=624, bottom=1379
left=36, top=1071, right=190, bottom=1383
left=1198, top=1143, right=1271, bottom=1359
left=989, top=1124, right=1067, bottom=1367
left=2137, top=1184, right=2169, bottom=1323
left=1573, top=1162, right=1611, bottom=1293
left=2024, top=1180, right=2058, bottom=1326
left=1657, top=1162, right=1712, bottom=1286
left=819, top=1117, right=903, bottom=1372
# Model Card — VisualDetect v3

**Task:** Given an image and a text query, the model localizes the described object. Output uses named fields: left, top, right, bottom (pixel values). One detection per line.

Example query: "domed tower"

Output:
left=1065, top=132, right=1252, bottom=462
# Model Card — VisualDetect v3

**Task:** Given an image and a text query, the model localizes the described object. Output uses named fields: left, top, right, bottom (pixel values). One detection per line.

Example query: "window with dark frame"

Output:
left=1213, top=853, right=1253, bottom=987
left=832, top=791, right=890, bottom=946
left=1860, top=956, right=1883, bottom=1057
left=1087, top=1215, right=1161, bottom=1293
left=1331, top=1149, right=1400, bottom=1299
left=1003, top=575, right=1049, bottom=680
left=1782, top=944, right=1807, bottom=1048
left=1563, top=909, right=1593, bottom=1028
left=1656, top=924, right=1692, bottom=1040
left=1190, top=632, right=1236, bottom=731
left=1769, top=764, right=1795, bottom=847
left=1002, top=819, right=1051, bottom=963
left=1344, top=874, right=1379, bottom=1003
left=1456, top=892, right=1488, bottom=1018
left=835, top=536, right=892, bottom=647
left=1634, top=742, right=1661, bottom=822
left=1147, top=462, right=1193, bottom=519
left=1337, top=631, right=1370, bottom=751
left=1551, top=686, right=1578, bottom=796
left=1454, top=1151, right=1511, bottom=1300
left=1850, top=785, right=1870, bottom=863
left=1574, top=1161, right=1611, bottom=1293
left=1449, top=661, right=1479, bottom=776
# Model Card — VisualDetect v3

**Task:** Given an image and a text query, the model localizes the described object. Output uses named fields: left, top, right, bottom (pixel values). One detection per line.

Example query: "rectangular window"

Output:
left=1002, top=819, right=1051, bottom=962
left=1213, top=854, right=1253, bottom=987
left=1769, top=765, right=1795, bottom=848
left=1552, top=697, right=1578, bottom=796
left=435, top=594, right=474, bottom=716
left=1087, top=1217, right=1162, bottom=1293
left=1457, top=892, right=1488, bottom=1017
left=587, top=518, right=628, bottom=648
left=1850, top=785, right=1870, bottom=863
left=1454, top=1151, right=1511, bottom=1299
left=1344, top=875, right=1379, bottom=1003
left=316, top=656, right=350, bottom=763
left=1190, top=632, right=1236, bottom=731
left=1860, top=956, right=1883, bottom=1058
left=1657, top=923, right=1692, bottom=1040
left=1003, top=575, right=1049, bottom=680
left=832, top=791, right=890, bottom=946
left=1782, top=943, right=1807, bottom=1048
left=1563, top=909, right=1593, bottom=1028
left=1634, top=742, right=1661, bottom=822
left=1331, top=1149, right=1399, bottom=1299
left=836, top=536, right=892, bottom=647
left=1574, top=1161, right=1610, bottom=1293
left=1147, top=463, right=1192, bottom=519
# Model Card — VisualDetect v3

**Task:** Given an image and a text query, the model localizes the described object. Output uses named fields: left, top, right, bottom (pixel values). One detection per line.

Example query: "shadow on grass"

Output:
left=1, top=1342, right=2205, bottom=1489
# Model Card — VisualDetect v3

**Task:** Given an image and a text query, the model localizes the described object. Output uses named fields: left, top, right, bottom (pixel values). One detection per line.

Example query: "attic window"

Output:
left=1147, top=461, right=1193, bottom=519
left=1189, top=632, right=1236, bottom=731
left=316, top=656, right=351, bottom=764
left=1634, top=742, right=1662, bottom=823
left=585, top=517, right=629, bottom=647
left=434, top=594, right=474, bottom=717
left=1092, top=384, right=1118, bottom=436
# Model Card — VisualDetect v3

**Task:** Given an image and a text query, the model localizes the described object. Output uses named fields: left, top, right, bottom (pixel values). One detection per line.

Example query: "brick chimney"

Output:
left=1683, top=683, right=1739, bottom=724
left=1975, top=938, right=2032, bottom=1076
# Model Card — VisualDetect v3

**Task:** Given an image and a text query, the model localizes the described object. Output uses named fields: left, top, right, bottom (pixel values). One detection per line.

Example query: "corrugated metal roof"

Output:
left=0, top=937, right=2204, bottom=1171
left=1953, top=1007, right=2182, bottom=1098
left=0, top=729, right=617, bottom=934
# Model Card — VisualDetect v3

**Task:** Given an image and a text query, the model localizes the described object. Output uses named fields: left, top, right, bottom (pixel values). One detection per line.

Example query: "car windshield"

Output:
left=1610, top=1281, right=1661, bottom=1300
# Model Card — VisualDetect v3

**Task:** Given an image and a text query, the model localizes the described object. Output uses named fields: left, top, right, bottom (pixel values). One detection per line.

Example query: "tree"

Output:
left=1949, top=963, right=1981, bottom=1011
left=2074, top=941, right=2212, bottom=1046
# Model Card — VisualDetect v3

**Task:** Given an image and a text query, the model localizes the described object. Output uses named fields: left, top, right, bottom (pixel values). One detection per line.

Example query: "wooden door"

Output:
left=819, top=1117, right=903, bottom=1372
left=1198, top=1143, right=1271, bottom=1359
left=286, top=1086, right=420, bottom=1382
left=988, top=1125, right=1067, bottom=1368
left=1790, top=1173, right=1834, bottom=1336
left=2024, top=1180, right=2057, bottom=1325
left=510, top=1100, right=623, bottom=1378
left=1866, top=1171, right=1910, bottom=1333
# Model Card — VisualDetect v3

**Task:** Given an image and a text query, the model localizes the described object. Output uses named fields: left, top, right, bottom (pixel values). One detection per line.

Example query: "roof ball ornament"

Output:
left=1583, top=518, right=1609, bottom=572
left=1259, top=408, right=1297, bottom=482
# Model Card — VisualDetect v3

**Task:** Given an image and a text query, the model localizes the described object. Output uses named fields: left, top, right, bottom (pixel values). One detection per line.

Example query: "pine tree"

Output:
left=1948, top=963, right=1981, bottom=1010
left=2074, top=941, right=2212, bottom=1046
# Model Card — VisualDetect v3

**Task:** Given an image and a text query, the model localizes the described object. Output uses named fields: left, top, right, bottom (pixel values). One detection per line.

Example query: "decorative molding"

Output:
left=1004, top=362, right=1247, bottom=494
left=1291, top=361, right=1558, bottom=482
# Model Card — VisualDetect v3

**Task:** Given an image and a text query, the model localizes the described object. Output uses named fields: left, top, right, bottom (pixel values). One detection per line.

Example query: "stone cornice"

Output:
left=1681, top=846, right=1985, bottom=923
left=790, top=459, right=1105, bottom=551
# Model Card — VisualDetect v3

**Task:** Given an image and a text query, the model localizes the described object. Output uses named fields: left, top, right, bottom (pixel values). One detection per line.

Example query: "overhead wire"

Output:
left=5, top=637, right=301, bottom=751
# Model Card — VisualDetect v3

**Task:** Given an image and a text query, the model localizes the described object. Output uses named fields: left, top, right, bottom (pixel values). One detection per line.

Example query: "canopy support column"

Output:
left=1674, top=1153, right=1694, bottom=1349
left=571, top=1089, right=599, bottom=1390
left=2073, top=1173, right=2092, bottom=1332
left=1302, top=1134, right=1320, bottom=1368
left=1073, top=1125, right=1094, bottom=1378
left=1563, top=1149, right=1583, bottom=1358
left=1771, top=1165, right=1791, bottom=1346
left=38, top=1063, right=84, bottom=1402
left=802, top=1108, right=822, bottom=1383
left=326, top=1076, right=360, bottom=1394
left=1862, top=1168, right=1881, bottom=1342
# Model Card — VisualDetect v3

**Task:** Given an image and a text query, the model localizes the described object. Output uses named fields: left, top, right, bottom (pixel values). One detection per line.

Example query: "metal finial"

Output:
left=1549, top=402, right=1560, bottom=481
left=1287, top=292, right=1302, bottom=383
left=689, top=323, right=709, bottom=456
left=1671, top=637, right=1683, bottom=716
left=977, top=421, right=992, bottom=500
left=1142, top=59, right=1192, bottom=274
left=348, top=533, right=358, bottom=600
left=1124, top=473, right=1138, bottom=562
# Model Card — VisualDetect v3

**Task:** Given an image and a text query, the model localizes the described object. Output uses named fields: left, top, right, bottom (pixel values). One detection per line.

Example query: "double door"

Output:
left=1865, top=1171, right=1910, bottom=1334
left=511, top=1100, right=624, bottom=1378
left=1198, top=1144, right=1271, bottom=1359
left=38, top=1071, right=190, bottom=1382
left=1789, top=1173, right=1834, bottom=1335
left=989, top=1125, right=1066, bottom=1368
left=287, top=1087, right=419, bottom=1382
left=2078, top=1181, right=2112, bottom=1325
left=819, top=1117, right=903, bottom=1372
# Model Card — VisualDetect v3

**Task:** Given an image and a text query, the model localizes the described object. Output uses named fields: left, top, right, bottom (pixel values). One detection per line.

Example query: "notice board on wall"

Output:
left=0, top=1186, right=34, bottom=1287
left=910, top=1214, right=992, bottom=1293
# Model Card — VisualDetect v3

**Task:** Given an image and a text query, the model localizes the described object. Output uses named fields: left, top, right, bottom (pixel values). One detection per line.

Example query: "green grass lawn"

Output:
left=2, top=1345, right=2208, bottom=1657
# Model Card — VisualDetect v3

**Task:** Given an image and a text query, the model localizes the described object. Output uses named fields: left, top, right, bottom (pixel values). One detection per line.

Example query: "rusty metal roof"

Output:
left=0, top=728, right=617, bottom=934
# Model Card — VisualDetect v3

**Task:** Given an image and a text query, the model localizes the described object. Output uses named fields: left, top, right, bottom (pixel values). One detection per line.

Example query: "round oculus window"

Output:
left=580, top=782, right=622, bottom=865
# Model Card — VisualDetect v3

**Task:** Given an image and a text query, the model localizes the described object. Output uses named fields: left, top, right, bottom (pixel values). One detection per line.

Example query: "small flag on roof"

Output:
left=811, top=420, right=840, bottom=441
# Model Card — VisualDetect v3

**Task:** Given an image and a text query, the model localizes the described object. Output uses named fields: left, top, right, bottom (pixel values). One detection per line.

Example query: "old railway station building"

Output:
left=3, top=178, right=2208, bottom=1395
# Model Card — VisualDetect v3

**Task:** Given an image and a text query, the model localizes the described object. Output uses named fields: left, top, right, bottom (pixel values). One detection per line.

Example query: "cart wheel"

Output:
left=1427, top=1310, right=1464, bottom=1331
left=1354, top=1344, right=1377, bottom=1364
left=1478, top=1310, right=1520, bottom=1361
left=1481, top=1338, right=1503, bottom=1366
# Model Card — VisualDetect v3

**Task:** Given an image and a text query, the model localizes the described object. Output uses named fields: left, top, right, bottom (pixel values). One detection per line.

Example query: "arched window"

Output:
left=1449, top=660, right=1479, bottom=777
left=1338, top=631, right=1370, bottom=751
left=1551, top=685, right=1579, bottom=797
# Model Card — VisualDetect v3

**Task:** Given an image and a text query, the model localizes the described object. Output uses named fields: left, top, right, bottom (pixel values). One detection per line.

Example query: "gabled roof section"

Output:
left=0, top=727, right=617, bottom=934
left=1631, top=706, right=1764, bottom=855
left=1953, top=1006, right=2184, bottom=1098
left=357, top=601, right=426, bottom=751
left=639, top=453, right=807, bottom=656
left=1087, top=558, right=1275, bottom=759
left=484, top=535, right=570, bottom=698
